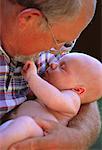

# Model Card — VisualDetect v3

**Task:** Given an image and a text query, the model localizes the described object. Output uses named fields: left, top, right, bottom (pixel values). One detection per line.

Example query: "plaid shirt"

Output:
left=0, top=41, right=75, bottom=118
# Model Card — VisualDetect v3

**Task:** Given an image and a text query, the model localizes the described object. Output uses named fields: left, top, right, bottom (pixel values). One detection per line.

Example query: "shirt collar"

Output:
left=0, top=45, right=22, bottom=67
left=0, top=46, right=34, bottom=68
left=0, top=45, right=11, bottom=64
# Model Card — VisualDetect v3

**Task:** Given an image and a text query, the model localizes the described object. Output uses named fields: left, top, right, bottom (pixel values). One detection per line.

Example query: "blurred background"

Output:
left=73, top=0, right=101, bottom=61
left=72, top=0, right=102, bottom=149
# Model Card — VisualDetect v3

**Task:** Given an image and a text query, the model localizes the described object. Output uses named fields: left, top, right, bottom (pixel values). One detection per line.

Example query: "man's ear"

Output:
left=72, top=87, right=86, bottom=95
left=17, top=8, right=43, bottom=29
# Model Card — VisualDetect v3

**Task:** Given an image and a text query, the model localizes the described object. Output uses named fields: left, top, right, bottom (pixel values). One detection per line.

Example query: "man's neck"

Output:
left=0, top=45, right=25, bottom=67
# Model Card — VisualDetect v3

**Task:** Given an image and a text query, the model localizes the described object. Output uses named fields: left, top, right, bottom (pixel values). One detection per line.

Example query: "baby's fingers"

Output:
left=23, top=61, right=32, bottom=72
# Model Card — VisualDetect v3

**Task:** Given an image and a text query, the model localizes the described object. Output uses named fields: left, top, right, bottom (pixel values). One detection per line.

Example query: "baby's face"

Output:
left=44, top=53, right=102, bottom=102
left=44, top=55, right=77, bottom=90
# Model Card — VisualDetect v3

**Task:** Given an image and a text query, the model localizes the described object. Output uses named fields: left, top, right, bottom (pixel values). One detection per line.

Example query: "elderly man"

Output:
left=0, top=0, right=101, bottom=150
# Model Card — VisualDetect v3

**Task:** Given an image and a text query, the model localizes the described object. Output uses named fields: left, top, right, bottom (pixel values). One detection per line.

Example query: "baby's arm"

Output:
left=22, top=61, right=81, bottom=117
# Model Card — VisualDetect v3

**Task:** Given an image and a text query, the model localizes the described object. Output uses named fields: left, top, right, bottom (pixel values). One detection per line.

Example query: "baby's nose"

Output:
left=50, top=62, right=58, bottom=70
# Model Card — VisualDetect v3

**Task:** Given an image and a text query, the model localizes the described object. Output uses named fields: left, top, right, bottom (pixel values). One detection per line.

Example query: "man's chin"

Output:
left=13, top=55, right=34, bottom=63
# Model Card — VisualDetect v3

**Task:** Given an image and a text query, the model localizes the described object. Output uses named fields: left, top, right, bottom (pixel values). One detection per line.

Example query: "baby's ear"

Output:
left=72, top=87, right=86, bottom=95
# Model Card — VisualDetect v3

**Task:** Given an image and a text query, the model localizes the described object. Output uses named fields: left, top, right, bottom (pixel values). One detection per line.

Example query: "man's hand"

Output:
left=9, top=102, right=101, bottom=150
left=9, top=119, right=69, bottom=150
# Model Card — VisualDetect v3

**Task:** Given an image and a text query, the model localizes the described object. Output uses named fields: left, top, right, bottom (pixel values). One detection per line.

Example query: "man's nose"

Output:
left=50, top=62, right=58, bottom=70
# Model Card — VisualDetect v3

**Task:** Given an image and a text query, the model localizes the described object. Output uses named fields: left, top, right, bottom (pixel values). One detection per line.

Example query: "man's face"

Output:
left=1, top=17, right=88, bottom=57
left=1, top=0, right=93, bottom=57
left=17, top=19, right=86, bottom=55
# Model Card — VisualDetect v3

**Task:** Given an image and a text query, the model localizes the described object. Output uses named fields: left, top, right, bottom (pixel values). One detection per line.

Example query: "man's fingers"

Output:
left=9, top=138, right=34, bottom=150
left=9, top=135, right=58, bottom=150
left=9, top=120, right=63, bottom=150
left=23, top=61, right=31, bottom=71
left=9, top=136, right=51, bottom=150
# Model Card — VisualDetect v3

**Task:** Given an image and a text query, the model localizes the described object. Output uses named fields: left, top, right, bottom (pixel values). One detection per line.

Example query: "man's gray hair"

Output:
left=11, top=0, right=82, bottom=21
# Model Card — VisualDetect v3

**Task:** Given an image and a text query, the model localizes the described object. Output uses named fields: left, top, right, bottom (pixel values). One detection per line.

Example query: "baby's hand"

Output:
left=22, top=61, right=37, bottom=81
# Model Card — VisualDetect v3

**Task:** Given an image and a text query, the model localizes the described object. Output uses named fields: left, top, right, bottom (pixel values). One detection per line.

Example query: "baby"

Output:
left=0, top=53, right=102, bottom=150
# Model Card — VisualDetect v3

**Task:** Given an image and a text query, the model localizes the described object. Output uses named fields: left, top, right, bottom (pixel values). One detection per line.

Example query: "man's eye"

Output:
left=64, top=42, right=72, bottom=47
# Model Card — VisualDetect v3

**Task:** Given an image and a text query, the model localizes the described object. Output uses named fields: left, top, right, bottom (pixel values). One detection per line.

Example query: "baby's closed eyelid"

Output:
left=60, top=61, right=65, bottom=66
left=60, top=63, right=66, bottom=70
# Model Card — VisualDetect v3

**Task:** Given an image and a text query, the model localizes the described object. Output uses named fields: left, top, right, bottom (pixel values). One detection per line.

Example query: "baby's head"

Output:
left=62, top=53, right=102, bottom=103
left=45, top=53, right=102, bottom=103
